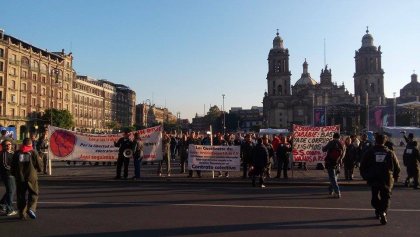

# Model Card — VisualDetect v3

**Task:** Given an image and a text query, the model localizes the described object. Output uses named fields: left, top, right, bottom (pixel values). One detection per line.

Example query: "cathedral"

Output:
left=262, top=28, right=417, bottom=133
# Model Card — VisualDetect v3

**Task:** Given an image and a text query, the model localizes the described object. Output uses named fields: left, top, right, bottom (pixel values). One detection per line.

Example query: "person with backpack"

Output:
left=403, top=141, right=420, bottom=189
left=322, top=132, right=344, bottom=198
left=360, top=134, right=400, bottom=225
left=11, top=138, right=43, bottom=220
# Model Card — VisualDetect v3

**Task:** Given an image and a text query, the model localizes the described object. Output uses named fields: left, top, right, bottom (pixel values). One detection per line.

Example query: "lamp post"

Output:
left=393, top=92, right=396, bottom=127
left=145, top=99, right=151, bottom=128
left=222, top=94, right=225, bottom=135
left=50, top=68, right=60, bottom=127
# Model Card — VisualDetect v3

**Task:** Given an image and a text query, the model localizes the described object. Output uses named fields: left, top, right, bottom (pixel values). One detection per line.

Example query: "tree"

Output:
left=41, top=109, right=74, bottom=129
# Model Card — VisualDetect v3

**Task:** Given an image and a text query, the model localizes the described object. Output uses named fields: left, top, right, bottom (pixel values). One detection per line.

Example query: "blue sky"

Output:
left=2, top=0, right=419, bottom=120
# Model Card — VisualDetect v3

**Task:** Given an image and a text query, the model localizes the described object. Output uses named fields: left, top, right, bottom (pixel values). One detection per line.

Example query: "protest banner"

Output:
left=188, top=145, right=240, bottom=171
left=48, top=125, right=162, bottom=162
left=292, top=124, right=340, bottom=163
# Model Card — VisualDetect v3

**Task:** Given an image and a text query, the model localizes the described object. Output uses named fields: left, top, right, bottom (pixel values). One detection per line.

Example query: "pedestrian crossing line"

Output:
left=37, top=201, right=420, bottom=213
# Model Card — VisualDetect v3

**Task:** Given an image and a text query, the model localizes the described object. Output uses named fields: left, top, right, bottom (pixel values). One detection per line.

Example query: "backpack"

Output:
left=327, top=140, right=343, bottom=165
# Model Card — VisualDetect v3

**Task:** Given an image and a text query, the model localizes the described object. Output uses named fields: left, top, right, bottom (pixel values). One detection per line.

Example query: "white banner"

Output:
left=48, top=126, right=162, bottom=162
left=188, top=145, right=240, bottom=171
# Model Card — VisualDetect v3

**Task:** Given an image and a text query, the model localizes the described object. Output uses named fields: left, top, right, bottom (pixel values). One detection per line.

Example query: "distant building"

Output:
left=136, top=103, right=177, bottom=128
left=230, top=106, right=263, bottom=132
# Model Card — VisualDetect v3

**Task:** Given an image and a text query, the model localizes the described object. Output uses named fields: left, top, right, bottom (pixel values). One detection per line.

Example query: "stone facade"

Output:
left=0, top=30, right=74, bottom=138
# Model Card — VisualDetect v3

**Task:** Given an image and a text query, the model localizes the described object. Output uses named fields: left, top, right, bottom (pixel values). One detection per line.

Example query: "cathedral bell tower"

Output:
left=263, top=30, right=292, bottom=128
left=353, top=27, right=385, bottom=106
left=266, top=29, right=291, bottom=96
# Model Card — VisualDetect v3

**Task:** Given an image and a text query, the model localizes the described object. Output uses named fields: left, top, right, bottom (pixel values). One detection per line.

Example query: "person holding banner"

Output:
left=132, top=132, right=143, bottom=180
left=114, top=130, right=134, bottom=180
left=241, top=134, right=254, bottom=179
left=276, top=136, right=292, bottom=179
left=322, top=133, right=344, bottom=198
left=158, top=131, right=171, bottom=177
left=36, top=132, right=49, bottom=175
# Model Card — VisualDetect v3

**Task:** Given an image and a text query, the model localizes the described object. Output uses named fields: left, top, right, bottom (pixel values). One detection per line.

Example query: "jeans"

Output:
left=327, top=168, right=340, bottom=194
left=1, top=175, right=16, bottom=213
left=133, top=157, right=141, bottom=178
left=158, top=152, right=171, bottom=175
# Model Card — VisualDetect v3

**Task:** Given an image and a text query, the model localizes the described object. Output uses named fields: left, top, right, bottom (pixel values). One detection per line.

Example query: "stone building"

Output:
left=230, top=106, right=263, bottom=132
left=263, top=29, right=381, bottom=133
left=399, top=73, right=420, bottom=103
left=0, top=30, right=74, bottom=138
left=72, top=76, right=136, bottom=132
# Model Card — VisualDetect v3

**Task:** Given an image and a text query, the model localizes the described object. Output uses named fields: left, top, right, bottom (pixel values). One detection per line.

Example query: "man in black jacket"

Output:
left=360, top=134, right=400, bottom=225
left=322, top=133, right=344, bottom=198
left=252, top=138, right=268, bottom=188
left=114, top=131, right=134, bottom=179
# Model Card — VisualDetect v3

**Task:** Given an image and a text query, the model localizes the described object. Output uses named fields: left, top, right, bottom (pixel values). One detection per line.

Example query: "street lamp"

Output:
left=393, top=92, right=396, bottom=127
left=50, top=68, right=60, bottom=127
left=145, top=99, right=151, bottom=128
left=222, top=94, right=225, bottom=135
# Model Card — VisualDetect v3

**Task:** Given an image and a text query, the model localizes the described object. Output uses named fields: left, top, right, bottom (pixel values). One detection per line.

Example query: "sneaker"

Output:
left=328, top=191, right=334, bottom=196
left=167, top=173, right=171, bottom=177
left=260, top=184, right=266, bottom=188
left=333, top=193, right=341, bottom=199
left=225, top=174, right=229, bottom=178
left=27, top=209, right=36, bottom=219
left=379, top=212, right=387, bottom=225
left=6, top=210, right=18, bottom=216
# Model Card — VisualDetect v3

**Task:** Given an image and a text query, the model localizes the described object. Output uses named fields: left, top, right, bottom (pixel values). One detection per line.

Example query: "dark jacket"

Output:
left=0, top=151, right=14, bottom=177
left=322, top=139, right=344, bottom=168
left=11, top=149, right=42, bottom=183
left=403, top=144, right=420, bottom=168
left=253, top=143, right=268, bottom=168
left=241, top=141, right=254, bottom=164
left=276, top=142, right=292, bottom=160
left=360, top=145, right=400, bottom=188
left=343, top=143, right=358, bottom=167
left=114, top=137, right=134, bottom=156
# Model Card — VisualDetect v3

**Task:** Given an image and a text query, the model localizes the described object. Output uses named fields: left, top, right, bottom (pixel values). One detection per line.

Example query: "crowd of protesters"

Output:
left=1, top=127, right=418, bottom=225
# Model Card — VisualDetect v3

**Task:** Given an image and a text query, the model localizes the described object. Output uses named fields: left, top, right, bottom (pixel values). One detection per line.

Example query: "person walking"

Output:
left=403, top=141, right=419, bottom=189
left=322, top=133, right=344, bottom=198
left=0, top=139, right=17, bottom=216
left=11, top=138, right=43, bottom=220
left=360, top=134, right=400, bottom=225
left=251, top=138, right=269, bottom=188
left=262, top=135, right=274, bottom=178
left=114, top=130, right=134, bottom=179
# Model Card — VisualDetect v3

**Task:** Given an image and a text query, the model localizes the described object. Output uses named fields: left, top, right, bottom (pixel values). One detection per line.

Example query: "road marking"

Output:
left=37, top=201, right=420, bottom=213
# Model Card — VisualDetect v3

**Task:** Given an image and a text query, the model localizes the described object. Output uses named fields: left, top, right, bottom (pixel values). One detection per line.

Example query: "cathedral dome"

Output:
left=361, top=27, right=375, bottom=47
left=402, top=73, right=420, bottom=90
left=295, top=59, right=318, bottom=86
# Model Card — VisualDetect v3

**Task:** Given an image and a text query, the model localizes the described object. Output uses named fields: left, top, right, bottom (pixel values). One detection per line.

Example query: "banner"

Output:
left=369, top=105, right=394, bottom=132
left=48, top=126, right=162, bottom=162
left=313, top=107, right=326, bottom=126
left=292, top=124, right=340, bottom=163
left=188, top=145, right=240, bottom=171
